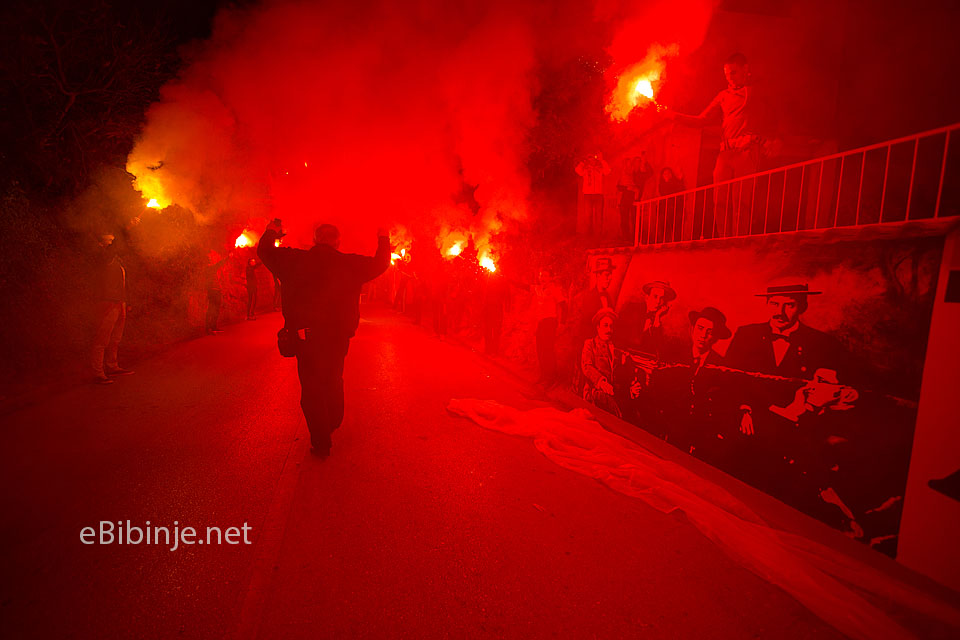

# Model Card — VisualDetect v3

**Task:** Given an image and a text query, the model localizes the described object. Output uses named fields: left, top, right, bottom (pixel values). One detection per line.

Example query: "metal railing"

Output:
left=631, top=122, right=960, bottom=247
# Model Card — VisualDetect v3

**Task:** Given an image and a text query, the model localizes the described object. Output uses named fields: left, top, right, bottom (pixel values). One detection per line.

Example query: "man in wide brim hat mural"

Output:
left=725, top=281, right=841, bottom=381
left=725, top=280, right=854, bottom=443
left=573, top=256, right=618, bottom=348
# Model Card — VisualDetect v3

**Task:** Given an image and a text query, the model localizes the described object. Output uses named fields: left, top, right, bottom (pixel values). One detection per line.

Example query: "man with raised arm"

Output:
left=258, top=219, right=391, bottom=458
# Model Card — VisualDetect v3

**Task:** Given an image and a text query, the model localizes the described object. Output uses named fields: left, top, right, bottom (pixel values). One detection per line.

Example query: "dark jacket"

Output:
left=725, top=321, right=848, bottom=381
left=258, top=229, right=390, bottom=338
left=97, top=251, right=126, bottom=302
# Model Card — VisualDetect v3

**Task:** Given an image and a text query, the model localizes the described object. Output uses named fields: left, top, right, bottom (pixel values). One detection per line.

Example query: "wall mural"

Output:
left=573, top=232, right=944, bottom=556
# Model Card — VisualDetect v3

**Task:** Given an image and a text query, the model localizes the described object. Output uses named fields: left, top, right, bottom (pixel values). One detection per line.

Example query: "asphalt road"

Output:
left=0, top=307, right=842, bottom=639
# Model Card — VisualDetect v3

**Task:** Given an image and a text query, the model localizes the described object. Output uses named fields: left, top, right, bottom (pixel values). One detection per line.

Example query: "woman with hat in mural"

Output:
left=571, top=256, right=618, bottom=394
left=581, top=307, right=634, bottom=418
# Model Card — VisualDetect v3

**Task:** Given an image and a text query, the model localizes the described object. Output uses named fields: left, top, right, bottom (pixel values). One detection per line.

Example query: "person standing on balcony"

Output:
left=618, top=153, right=653, bottom=243
left=576, top=152, right=611, bottom=236
left=658, top=167, right=686, bottom=197
left=669, top=52, right=764, bottom=184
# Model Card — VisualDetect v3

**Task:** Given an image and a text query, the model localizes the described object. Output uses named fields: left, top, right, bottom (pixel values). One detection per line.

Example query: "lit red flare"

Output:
left=479, top=255, right=496, bottom=273
left=235, top=233, right=253, bottom=248
left=606, top=44, right=677, bottom=122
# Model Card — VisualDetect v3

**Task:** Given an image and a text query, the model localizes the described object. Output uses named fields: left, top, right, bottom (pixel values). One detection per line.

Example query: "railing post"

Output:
left=855, top=151, right=866, bottom=226
left=834, top=154, right=845, bottom=226
left=634, top=201, right=640, bottom=248
left=814, top=159, right=824, bottom=229
left=905, top=137, right=920, bottom=219
left=763, top=173, right=772, bottom=233
left=792, top=165, right=806, bottom=232
left=879, top=145, right=891, bottom=222
left=935, top=130, right=951, bottom=218
left=700, top=188, right=707, bottom=240
left=779, top=169, right=787, bottom=233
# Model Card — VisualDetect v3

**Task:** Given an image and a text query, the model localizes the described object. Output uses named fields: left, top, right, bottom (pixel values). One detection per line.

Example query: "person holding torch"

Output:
left=258, top=219, right=391, bottom=458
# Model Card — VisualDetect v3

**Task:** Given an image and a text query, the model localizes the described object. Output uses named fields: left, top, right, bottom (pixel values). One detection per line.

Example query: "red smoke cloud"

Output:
left=599, top=0, right=717, bottom=121
left=126, top=0, right=718, bottom=254
left=128, top=0, right=537, bottom=255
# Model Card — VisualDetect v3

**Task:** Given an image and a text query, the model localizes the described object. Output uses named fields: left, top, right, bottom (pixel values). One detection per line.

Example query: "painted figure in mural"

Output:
left=258, top=220, right=391, bottom=458
left=646, top=307, right=731, bottom=457
left=615, top=279, right=676, bottom=358
left=575, top=151, right=611, bottom=236
left=725, top=283, right=850, bottom=387
left=573, top=257, right=616, bottom=344
left=617, top=153, right=654, bottom=243
left=724, top=282, right=860, bottom=518
left=581, top=308, right=635, bottom=418
left=572, top=257, right=617, bottom=393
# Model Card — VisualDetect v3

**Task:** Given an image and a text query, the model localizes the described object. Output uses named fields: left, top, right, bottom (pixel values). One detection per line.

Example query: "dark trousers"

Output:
left=205, top=289, right=222, bottom=331
left=296, top=334, right=350, bottom=447
left=246, top=286, right=257, bottom=318
left=712, top=145, right=760, bottom=237
left=535, top=317, right=558, bottom=384
left=483, top=308, right=503, bottom=355
left=585, top=194, right=604, bottom=235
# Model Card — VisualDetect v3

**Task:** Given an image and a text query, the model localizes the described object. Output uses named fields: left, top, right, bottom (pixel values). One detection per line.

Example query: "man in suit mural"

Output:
left=574, top=257, right=616, bottom=341
left=650, top=307, right=733, bottom=459
left=724, top=282, right=860, bottom=521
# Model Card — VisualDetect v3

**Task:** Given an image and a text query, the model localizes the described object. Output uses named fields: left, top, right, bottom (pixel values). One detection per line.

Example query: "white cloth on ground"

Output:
left=446, top=398, right=960, bottom=640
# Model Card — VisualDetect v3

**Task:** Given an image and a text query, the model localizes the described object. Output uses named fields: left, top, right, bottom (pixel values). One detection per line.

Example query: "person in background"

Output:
left=272, top=273, right=282, bottom=311
left=481, top=269, right=510, bottom=356
left=258, top=219, right=390, bottom=458
left=245, top=257, right=260, bottom=320
left=204, top=250, right=229, bottom=334
left=90, top=219, right=139, bottom=384
left=658, top=167, right=685, bottom=197
left=575, top=152, right=611, bottom=236
left=618, top=153, right=654, bottom=243
left=532, top=268, right=567, bottom=387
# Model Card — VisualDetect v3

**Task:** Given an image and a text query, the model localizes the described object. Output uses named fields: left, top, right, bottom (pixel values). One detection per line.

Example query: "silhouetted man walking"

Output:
left=258, top=219, right=390, bottom=457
